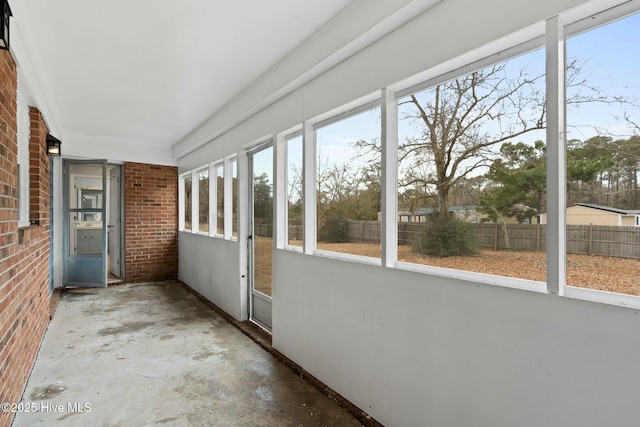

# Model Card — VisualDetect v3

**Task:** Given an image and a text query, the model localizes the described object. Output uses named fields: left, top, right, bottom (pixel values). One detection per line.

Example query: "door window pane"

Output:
left=253, top=147, right=274, bottom=296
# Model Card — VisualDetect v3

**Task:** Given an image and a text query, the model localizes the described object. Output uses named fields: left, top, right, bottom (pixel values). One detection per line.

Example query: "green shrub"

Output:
left=319, top=213, right=348, bottom=243
left=413, top=216, right=479, bottom=258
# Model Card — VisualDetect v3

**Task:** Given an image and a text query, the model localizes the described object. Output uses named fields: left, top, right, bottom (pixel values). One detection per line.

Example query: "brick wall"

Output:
left=0, top=51, right=52, bottom=427
left=28, top=108, right=49, bottom=224
left=124, top=162, right=178, bottom=282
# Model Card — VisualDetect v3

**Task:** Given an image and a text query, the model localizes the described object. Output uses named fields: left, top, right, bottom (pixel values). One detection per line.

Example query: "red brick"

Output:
left=0, top=51, right=51, bottom=427
left=124, top=162, right=178, bottom=283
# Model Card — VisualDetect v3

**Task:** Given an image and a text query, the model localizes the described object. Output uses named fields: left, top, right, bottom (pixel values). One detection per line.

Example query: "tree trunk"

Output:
left=438, top=188, right=449, bottom=220
left=537, top=189, right=545, bottom=217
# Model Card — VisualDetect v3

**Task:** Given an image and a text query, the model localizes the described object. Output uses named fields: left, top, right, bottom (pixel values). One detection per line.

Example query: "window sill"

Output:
left=395, top=261, right=546, bottom=294
left=18, top=224, right=46, bottom=245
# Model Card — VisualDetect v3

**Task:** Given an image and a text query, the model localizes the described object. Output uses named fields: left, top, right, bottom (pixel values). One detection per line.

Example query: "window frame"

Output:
left=310, top=96, right=383, bottom=263
left=276, top=127, right=304, bottom=253
left=383, top=28, right=550, bottom=292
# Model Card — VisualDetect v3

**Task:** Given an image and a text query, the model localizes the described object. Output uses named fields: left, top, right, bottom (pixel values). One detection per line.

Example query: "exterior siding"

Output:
left=567, top=206, right=620, bottom=226
left=540, top=205, right=622, bottom=226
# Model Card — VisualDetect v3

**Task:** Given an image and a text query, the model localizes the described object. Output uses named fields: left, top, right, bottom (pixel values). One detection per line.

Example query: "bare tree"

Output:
left=399, top=60, right=546, bottom=219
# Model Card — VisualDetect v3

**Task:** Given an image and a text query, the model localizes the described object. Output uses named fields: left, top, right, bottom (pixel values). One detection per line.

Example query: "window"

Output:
left=215, top=163, right=224, bottom=236
left=173, top=2, right=640, bottom=307
left=565, top=12, right=640, bottom=296
left=396, top=47, right=546, bottom=282
left=315, top=105, right=381, bottom=258
left=286, top=133, right=303, bottom=246
left=197, top=167, right=209, bottom=233
left=183, top=174, right=192, bottom=232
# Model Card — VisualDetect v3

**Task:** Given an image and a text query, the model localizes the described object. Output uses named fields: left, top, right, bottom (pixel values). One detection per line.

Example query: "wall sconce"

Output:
left=46, top=134, right=61, bottom=156
left=0, top=0, right=11, bottom=51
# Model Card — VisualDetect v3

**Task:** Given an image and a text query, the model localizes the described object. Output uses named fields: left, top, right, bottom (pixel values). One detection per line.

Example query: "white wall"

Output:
left=274, top=250, right=640, bottom=427
left=176, top=0, right=640, bottom=425
left=178, top=233, right=244, bottom=320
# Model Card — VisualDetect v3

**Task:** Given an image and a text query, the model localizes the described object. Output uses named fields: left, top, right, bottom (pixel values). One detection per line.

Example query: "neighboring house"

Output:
left=538, top=203, right=640, bottom=226
left=450, top=205, right=490, bottom=223
left=398, top=207, right=434, bottom=223
left=397, top=206, right=490, bottom=223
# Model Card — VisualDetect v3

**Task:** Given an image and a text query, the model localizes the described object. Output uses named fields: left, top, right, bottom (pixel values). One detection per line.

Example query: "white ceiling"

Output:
left=17, top=0, right=354, bottom=149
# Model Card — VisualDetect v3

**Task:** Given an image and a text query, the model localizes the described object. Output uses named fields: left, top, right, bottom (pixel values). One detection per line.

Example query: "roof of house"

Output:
left=575, top=203, right=640, bottom=216
left=399, top=206, right=479, bottom=216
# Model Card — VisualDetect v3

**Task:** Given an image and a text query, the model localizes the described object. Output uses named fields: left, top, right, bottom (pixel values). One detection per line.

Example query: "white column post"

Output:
left=208, top=163, right=216, bottom=236
left=178, top=173, right=185, bottom=231
left=381, top=88, right=398, bottom=267
left=546, top=16, right=567, bottom=295
left=224, top=156, right=233, bottom=239
left=274, top=134, right=287, bottom=249
left=191, top=170, right=198, bottom=233
left=302, top=122, right=316, bottom=255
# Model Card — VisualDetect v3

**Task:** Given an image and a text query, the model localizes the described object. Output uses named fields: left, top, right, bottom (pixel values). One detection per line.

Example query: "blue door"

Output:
left=63, top=160, right=107, bottom=287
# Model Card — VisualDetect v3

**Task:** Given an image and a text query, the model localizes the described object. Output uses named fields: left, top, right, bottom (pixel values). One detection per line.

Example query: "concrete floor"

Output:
left=13, top=282, right=362, bottom=427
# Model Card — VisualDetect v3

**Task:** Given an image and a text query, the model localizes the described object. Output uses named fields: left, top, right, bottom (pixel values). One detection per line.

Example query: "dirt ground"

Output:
left=253, top=238, right=640, bottom=296
left=318, top=242, right=640, bottom=296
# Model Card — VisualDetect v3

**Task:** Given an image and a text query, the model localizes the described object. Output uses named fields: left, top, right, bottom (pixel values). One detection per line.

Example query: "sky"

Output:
left=566, top=12, right=640, bottom=140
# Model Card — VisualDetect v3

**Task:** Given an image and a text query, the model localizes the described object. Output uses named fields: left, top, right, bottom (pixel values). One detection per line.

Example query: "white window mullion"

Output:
left=381, top=87, right=398, bottom=267
left=191, top=170, right=199, bottom=233
left=274, top=134, right=287, bottom=249
left=178, top=174, right=185, bottom=230
left=302, top=122, right=316, bottom=255
left=545, top=15, right=567, bottom=296
left=209, top=163, right=216, bottom=236
left=224, top=157, right=233, bottom=239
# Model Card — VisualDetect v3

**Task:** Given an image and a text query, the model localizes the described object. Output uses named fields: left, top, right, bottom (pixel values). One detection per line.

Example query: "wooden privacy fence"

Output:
left=348, top=221, right=640, bottom=260
left=263, top=219, right=640, bottom=259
